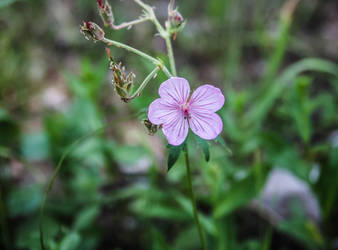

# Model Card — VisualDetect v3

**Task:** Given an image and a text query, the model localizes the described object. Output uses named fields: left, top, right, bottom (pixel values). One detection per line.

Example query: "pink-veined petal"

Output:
left=148, top=98, right=180, bottom=125
left=189, top=112, right=223, bottom=140
left=189, top=84, right=225, bottom=113
left=162, top=113, right=189, bottom=146
left=159, top=77, right=190, bottom=105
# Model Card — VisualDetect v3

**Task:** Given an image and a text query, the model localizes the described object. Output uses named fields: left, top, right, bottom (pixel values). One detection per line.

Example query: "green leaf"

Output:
left=175, top=194, right=217, bottom=235
left=131, top=198, right=186, bottom=220
left=167, top=144, right=184, bottom=172
left=195, top=136, right=210, bottom=162
left=60, top=231, right=81, bottom=250
left=214, top=174, right=257, bottom=218
left=172, top=226, right=201, bottom=250
left=278, top=218, right=323, bottom=248
left=214, top=135, right=232, bottom=155
left=74, top=206, right=99, bottom=231
left=151, top=228, right=169, bottom=250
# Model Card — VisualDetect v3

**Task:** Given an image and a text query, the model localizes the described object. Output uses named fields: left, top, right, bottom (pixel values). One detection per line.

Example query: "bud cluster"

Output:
left=165, top=0, right=185, bottom=36
left=109, top=58, right=135, bottom=102
left=97, top=0, right=114, bottom=27
left=80, top=21, right=105, bottom=42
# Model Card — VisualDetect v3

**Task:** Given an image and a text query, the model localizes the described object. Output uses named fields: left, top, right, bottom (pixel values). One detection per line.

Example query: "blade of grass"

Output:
left=246, top=58, right=338, bottom=126
left=261, top=0, right=300, bottom=87
left=262, top=226, right=273, bottom=250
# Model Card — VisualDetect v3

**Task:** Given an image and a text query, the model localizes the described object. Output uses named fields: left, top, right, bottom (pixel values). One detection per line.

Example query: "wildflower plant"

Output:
left=77, top=0, right=227, bottom=249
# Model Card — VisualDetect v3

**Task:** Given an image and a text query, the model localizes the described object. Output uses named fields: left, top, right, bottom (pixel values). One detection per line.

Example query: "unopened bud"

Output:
left=109, top=57, right=135, bottom=102
left=143, top=119, right=159, bottom=135
left=97, top=0, right=104, bottom=8
left=80, top=21, right=104, bottom=41
left=169, top=10, right=184, bottom=28
left=97, top=0, right=114, bottom=27
left=166, top=1, right=185, bottom=35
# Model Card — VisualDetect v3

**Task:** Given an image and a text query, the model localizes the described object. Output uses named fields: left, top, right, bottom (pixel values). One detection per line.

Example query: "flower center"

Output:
left=181, top=103, right=190, bottom=119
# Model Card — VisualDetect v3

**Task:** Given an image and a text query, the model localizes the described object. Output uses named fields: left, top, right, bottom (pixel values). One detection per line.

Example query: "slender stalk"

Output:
left=39, top=142, right=79, bottom=250
left=101, top=37, right=158, bottom=64
left=134, top=0, right=151, bottom=11
left=125, top=66, right=160, bottom=101
left=109, top=17, right=150, bottom=30
left=134, top=0, right=176, bottom=76
left=184, top=144, right=207, bottom=250
left=165, top=36, right=177, bottom=76
left=134, top=0, right=166, bottom=36
left=101, top=37, right=172, bottom=78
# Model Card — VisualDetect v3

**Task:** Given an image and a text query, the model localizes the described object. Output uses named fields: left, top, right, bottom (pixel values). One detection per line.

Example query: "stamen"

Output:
left=181, top=103, right=190, bottom=119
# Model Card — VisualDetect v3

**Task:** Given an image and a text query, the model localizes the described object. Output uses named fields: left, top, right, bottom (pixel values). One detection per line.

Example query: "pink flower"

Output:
left=148, top=77, right=225, bottom=146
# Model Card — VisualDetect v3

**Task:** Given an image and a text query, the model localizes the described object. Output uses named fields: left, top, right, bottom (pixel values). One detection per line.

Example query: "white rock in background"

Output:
left=260, top=168, right=321, bottom=222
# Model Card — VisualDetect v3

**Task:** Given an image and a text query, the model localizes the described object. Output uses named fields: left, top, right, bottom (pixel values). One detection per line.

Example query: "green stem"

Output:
left=109, top=17, right=151, bottom=30
left=184, top=144, right=207, bottom=250
left=134, top=0, right=167, bottom=36
left=134, top=0, right=151, bottom=11
left=101, top=37, right=172, bottom=78
left=165, top=36, right=177, bottom=76
left=126, top=66, right=160, bottom=101
left=134, top=0, right=176, bottom=76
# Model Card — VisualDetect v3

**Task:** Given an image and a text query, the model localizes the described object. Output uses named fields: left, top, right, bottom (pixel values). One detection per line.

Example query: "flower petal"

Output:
left=159, top=77, right=190, bottom=105
left=189, top=84, right=225, bottom=112
left=162, top=113, right=189, bottom=146
left=148, top=98, right=180, bottom=125
left=189, top=112, right=223, bottom=140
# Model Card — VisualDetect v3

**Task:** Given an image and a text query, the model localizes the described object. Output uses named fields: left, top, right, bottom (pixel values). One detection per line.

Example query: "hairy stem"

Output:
left=125, top=66, right=160, bottom=101
left=134, top=0, right=166, bottom=36
left=184, top=144, right=207, bottom=250
left=109, top=17, right=150, bottom=30
left=165, top=36, right=177, bottom=76
left=134, top=0, right=177, bottom=76
left=101, top=37, right=172, bottom=78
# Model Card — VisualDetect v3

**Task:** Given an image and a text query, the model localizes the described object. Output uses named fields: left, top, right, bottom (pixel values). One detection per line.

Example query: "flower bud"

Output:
left=97, top=0, right=114, bottom=27
left=109, top=59, right=135, bottom=102
left=166, top=1, right=185, bottom=36
left=143, top=119, right=159, bottom=135
left=80, top=21, right=105, bottom=42
left=169, top=10, right=184, bottom=29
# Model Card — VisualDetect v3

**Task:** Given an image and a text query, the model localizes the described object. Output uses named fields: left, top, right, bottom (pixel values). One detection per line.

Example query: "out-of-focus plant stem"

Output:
left=262, top=0, right=300, bottom=86
left=101, top=37, right=172, bottom=78
left=184, top=144, right=207, bottom=250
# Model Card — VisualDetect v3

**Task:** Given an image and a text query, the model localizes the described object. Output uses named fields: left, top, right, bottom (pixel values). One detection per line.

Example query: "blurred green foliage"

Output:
left=1, top=0, right=338, bottom=250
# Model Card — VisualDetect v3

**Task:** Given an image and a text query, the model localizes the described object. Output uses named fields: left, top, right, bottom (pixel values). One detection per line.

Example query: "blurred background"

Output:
left=1, top=0, right=338, bottom=249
